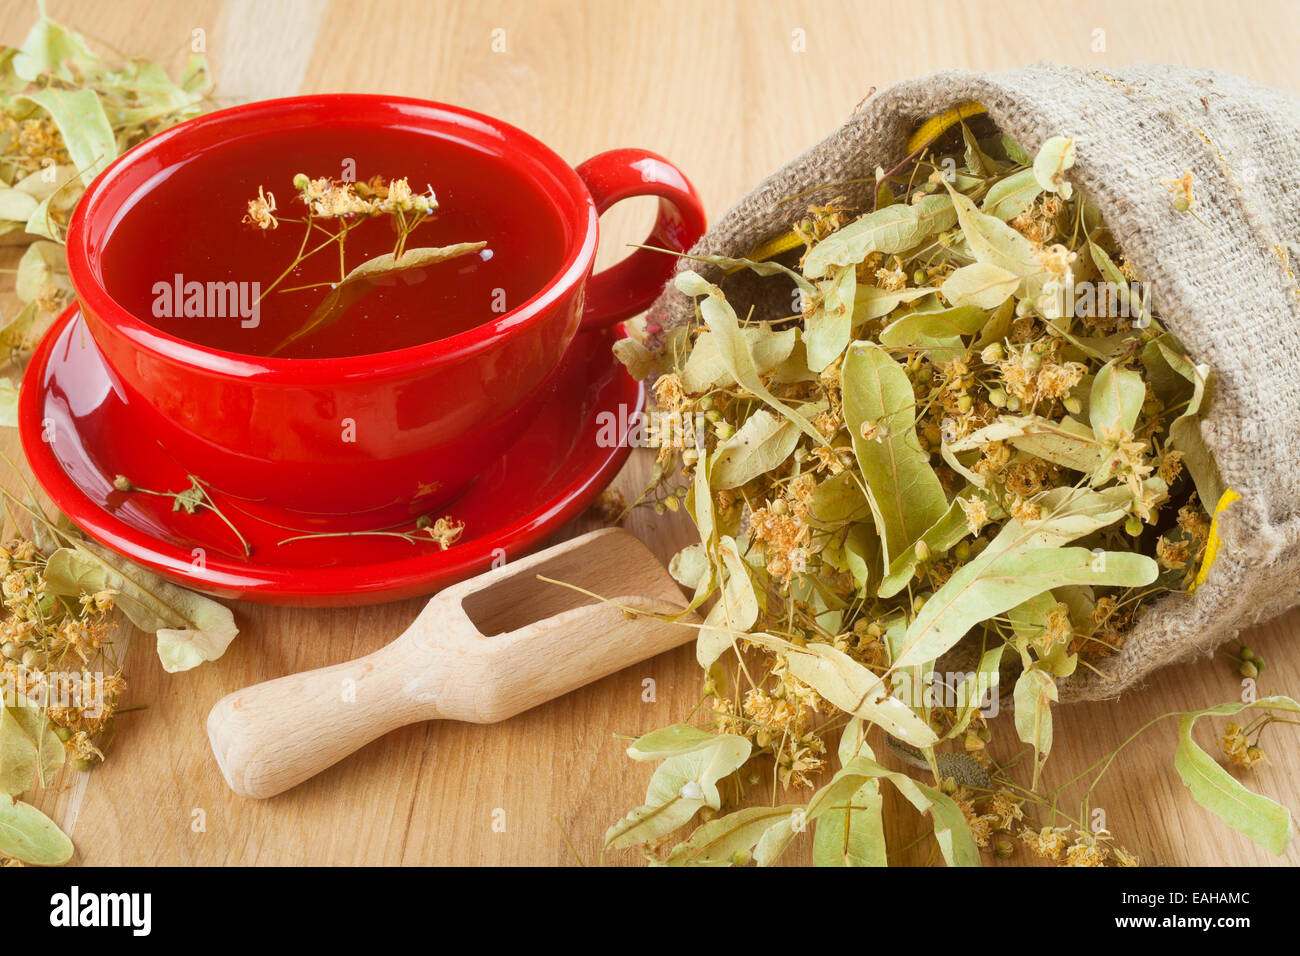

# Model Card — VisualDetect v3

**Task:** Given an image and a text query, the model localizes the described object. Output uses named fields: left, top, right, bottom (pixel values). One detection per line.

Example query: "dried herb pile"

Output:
left=0, top=8, right=209, bottom=422
left=0, top=9, right=222, bottom=865
left=610, top=129, right=1299, bottom=865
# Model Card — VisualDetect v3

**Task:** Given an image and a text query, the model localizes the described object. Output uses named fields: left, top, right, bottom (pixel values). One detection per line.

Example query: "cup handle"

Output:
left=574, top=148, right=706, bottom=330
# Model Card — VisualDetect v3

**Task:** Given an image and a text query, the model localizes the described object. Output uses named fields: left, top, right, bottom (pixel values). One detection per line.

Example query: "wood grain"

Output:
left=3, top=0, right=1297, bottom=866
left=207, top=529, right=694, bottom=798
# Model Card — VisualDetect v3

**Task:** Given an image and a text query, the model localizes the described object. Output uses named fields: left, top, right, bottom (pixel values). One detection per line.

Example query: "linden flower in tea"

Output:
left=242, top=186, right=278, bottom=230
left=242, top=171, right=485, bottom=355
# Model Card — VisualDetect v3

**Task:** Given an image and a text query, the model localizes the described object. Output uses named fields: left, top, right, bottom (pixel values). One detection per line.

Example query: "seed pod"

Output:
left=987, top=387, right=1008, bottom=408
left=1239, top=660, right=1259, bottom=679
left=112, top=474, right=133, bottom=492
left=1125, top=515, right=1144, bottom=536
left=980, top=343, right=1004, bottom=364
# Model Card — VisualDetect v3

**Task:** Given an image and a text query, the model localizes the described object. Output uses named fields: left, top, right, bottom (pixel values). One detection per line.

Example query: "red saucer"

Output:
left=19, top=306, right=643, bottom=606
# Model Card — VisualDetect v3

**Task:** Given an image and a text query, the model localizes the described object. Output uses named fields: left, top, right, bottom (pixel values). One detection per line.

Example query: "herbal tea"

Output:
left=101, top=124, right=568, bottom=358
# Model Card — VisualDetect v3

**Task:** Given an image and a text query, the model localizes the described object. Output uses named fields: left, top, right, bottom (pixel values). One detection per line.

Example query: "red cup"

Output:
left=65, top=95, right=704, bottom=529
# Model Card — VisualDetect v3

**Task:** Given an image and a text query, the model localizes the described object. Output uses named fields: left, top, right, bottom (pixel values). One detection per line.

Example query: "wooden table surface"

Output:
left=6, top=0, right=1298, bottom=866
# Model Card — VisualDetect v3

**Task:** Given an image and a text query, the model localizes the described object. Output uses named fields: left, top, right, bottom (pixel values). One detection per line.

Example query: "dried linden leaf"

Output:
left=982, top=167, right=1042, bottom=220
left=842, top=341, right=948, bottom=562
left=893, top=546, right=1156, bottom=671
left=1089, top=360, right=1145, bottom=441
left=0, top=378, right=18, bottom=428
left=1033, top=136, right=1076, bottom=199
left=271, top=243, right=487, bottom=355
left=0, top=793, right=73, bottom=865
left=16, top=88, right=117, bottom=187
left=43, top=542, right=238, bottom=673
left=710, top=409, right=801, bottom=490
left=1174, top=696, right=1299, bottom=855
left=11, top=15, right=98, bottom=82
left=941, top=262, right=1019, bottom=309
left=804, top=266, right=856, bottom=372
left=605, top=734, right=751, bottom=850
left=666, top=804, right=803, bottom=866
left=696, top=535, right=757, bottom=669
left=611, top=337, right=657, bottom=380
left=1014, top=666, right=1058, bottom=787
left=0, top=703, right=65, bottom=795
left=676, top=271, right=823, bottom=443
left=802, top=195, right=956, bottom=279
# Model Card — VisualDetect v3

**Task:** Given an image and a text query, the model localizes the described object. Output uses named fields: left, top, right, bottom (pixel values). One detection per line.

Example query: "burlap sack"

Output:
left=649, top=65, right=1300, bottom=701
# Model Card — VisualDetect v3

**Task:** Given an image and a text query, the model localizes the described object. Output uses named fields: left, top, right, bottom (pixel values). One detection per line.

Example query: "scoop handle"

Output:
left=207, top=625, right=455, bottom=799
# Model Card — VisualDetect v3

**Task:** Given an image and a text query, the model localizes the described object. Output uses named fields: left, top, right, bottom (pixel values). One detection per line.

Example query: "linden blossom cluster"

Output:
left=241, top=173, right=439, bottom=231
left=606, top=129, right=1229, bottom=867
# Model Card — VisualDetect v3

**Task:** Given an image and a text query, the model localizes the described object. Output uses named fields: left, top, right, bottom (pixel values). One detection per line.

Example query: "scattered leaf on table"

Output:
left=0, top=703, right=65, bottom=796
left=1013, top=666, right=1058, bottom=787
left=0, top=793, right=73, bottom=865
left=605, top=734, right=751, bottom=850
left=43, top=542, right=238, bottom=673
left=1173, top=696, right=1299, bottom=855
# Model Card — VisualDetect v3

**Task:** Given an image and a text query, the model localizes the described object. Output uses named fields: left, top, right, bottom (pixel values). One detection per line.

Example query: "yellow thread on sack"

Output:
left=904, top=102, right=987, bottom=155
left=741, top=231, right=805, bottom=266
left=1190, top=488, right=1240, bottom=592
left=731, top=102, right=987, bottom=272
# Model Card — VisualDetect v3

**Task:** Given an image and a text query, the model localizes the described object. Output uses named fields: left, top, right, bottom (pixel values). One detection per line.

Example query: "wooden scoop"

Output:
left=207, top=528, right=694, bottom=799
